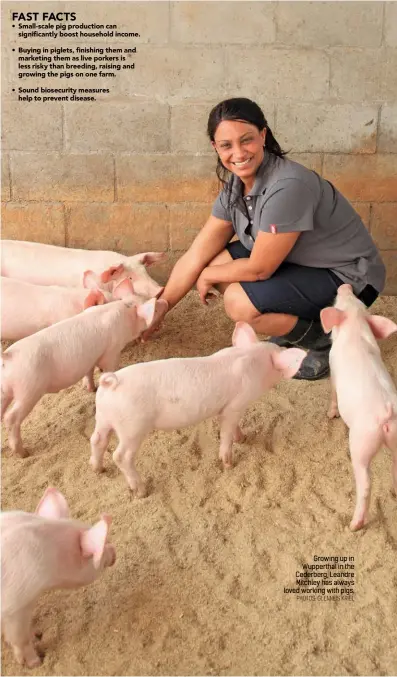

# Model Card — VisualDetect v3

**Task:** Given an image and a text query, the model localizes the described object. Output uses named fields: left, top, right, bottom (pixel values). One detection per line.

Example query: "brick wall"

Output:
left=2, top=1, right=396, bottom=291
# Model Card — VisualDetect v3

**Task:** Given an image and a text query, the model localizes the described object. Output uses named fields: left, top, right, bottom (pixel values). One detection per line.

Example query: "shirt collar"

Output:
left=229, top=149, right=272, bottom=199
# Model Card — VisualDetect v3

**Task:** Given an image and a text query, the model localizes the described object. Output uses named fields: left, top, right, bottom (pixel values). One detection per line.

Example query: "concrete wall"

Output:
left=2, top=1, right=397, bottom=291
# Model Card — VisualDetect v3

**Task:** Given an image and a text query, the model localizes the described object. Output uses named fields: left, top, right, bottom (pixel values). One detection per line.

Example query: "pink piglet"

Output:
left=321, top=283, right=397, bottom=530
left=1, top=487, right=115, bottom=668
left=1, top=298, right=167, bottom=457
left=1, top=276, right=111, bottom=341
left=90, top=322, right=306, bottom=496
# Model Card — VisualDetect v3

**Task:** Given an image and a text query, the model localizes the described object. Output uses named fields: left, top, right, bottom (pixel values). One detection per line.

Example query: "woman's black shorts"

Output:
left=226, top=240, right=379, bottom=320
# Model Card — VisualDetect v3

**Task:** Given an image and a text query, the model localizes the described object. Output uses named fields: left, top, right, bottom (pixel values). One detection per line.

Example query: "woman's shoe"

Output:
left=267, top=319, right=331, bottom=381
left=292, top=347, right=330, bottom=380
left=267, top=335, right=293, bottom=348
left=268, top=319, right=331, bottom=351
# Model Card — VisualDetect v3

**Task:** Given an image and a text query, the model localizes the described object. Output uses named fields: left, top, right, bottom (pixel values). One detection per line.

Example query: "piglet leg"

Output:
left=83, top=368, right=96, bottom=392
left=90, top=424, right=112, bottom=473
left=3, top=605, right=41, bottom=668
left=97, top=351, right=121, bottom=374
left=327, top=379, right=339, bottom=419
left=1, top=390, right=12, bottom=421
left=233, top=425, right=245, bottom=443
left=3, top=396, right=38, bottom=457
left=384, top=422, right=397, bottom=496
left=349, top=428, right=380, bottom=531
left=218, top=410, right=243, bottom=468
left=112, top=434, right=147, bottom=497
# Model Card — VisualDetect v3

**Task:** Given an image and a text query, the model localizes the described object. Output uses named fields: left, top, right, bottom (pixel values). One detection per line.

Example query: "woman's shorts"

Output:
left=226, top=240, right=379, bottom=320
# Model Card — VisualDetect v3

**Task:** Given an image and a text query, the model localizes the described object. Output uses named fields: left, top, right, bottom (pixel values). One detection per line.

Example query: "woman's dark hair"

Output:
left=207, top=97, right=287, bottom=187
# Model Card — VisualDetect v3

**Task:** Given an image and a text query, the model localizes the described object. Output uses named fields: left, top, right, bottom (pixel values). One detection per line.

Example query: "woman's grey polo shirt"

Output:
left=212, top=152, right=385, bottom=295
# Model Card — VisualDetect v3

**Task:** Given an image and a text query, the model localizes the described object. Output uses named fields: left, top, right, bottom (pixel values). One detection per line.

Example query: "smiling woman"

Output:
left=142, top=97, right=386, bottom=381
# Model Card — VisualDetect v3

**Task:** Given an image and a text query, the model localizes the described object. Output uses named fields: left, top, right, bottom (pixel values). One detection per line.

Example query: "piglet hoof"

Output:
left=129, top=482, right=148, bottom=499
left=233, top=428, right=245, bottom=443
left=327, top=407, right=339, bottom=419
left=136, top=484, right=148, bottom=499
left=15, top=446, right=29, bottom=459
left=349, top=518, right=366, bottom=532
left=26, top=653, right=42, bottom=669
left=14, top=645, right=42, bottom=669
left=34, top=630, right=43, bottom=640
left=220, top=453, right=233, bottom=469
left=89, top=458, right=104, bottom=473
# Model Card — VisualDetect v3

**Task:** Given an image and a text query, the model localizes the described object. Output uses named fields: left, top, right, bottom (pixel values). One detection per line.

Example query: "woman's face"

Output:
left=212, top=120, right=266, bottom=182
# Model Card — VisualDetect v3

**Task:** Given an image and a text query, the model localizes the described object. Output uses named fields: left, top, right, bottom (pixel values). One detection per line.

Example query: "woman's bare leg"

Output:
left=207, top=251, right=297, bottom=335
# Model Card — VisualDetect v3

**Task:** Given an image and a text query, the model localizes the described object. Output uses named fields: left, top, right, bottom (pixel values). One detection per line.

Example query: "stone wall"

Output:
left=2, top=1, right=396, bottom=291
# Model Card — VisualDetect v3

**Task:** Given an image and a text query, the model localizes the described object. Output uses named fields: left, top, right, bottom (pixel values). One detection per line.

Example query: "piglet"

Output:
left=1, top=298, right=167, bottom=457
left=90, top=322, right=306, bottom=496
left=1, top=276, right=108, bottom=341
left=1, top=239, right=165, bottom=298
left=1, top=275, right=144, bottom=341
left=320, top=283, right=397, bottom=531
left=1, top=487, right=115, bottom=668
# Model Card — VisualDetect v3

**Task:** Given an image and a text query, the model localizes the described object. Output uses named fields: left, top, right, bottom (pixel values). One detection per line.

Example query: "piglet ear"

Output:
left=112, top=277, right=135, bottom=301
left=134, top=252, right=167, bottom=267
left=83, top=270, right=100, bottom=289
left=232, top=322, right=259, bottom=348
left=80, top=515, right=111, bottom=569
left=100, top=264, right=125, bottom=283
left=271, top=347, right=306, bottom=379
left=367, top=315, right=397, bottom=340
left=84, top=289, right=106, bottom=309
left=36, top=487, right=70, bottom=520
left=320, top=307, right=346, bottom=334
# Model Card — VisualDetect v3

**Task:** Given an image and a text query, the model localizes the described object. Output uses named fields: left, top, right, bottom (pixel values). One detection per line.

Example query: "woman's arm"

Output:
left=196, top=231, right=300, bottom=302
left=141, top=215, right=233, bottom=340
left=160, top=214, right=234, bottom=310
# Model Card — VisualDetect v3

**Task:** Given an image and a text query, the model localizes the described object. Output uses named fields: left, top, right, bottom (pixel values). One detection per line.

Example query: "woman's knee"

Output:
left=223, top=284, right=260, bottom=323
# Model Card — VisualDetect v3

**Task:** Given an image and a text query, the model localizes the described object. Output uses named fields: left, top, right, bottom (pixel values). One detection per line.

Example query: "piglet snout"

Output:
left=337, top=283, right=353, bottom=296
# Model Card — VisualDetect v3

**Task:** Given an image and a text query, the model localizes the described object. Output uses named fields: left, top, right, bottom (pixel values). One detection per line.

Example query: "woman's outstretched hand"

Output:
left=196, top=271, right=219, bottom=305
left=140, top=298, right=169, bottom=342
